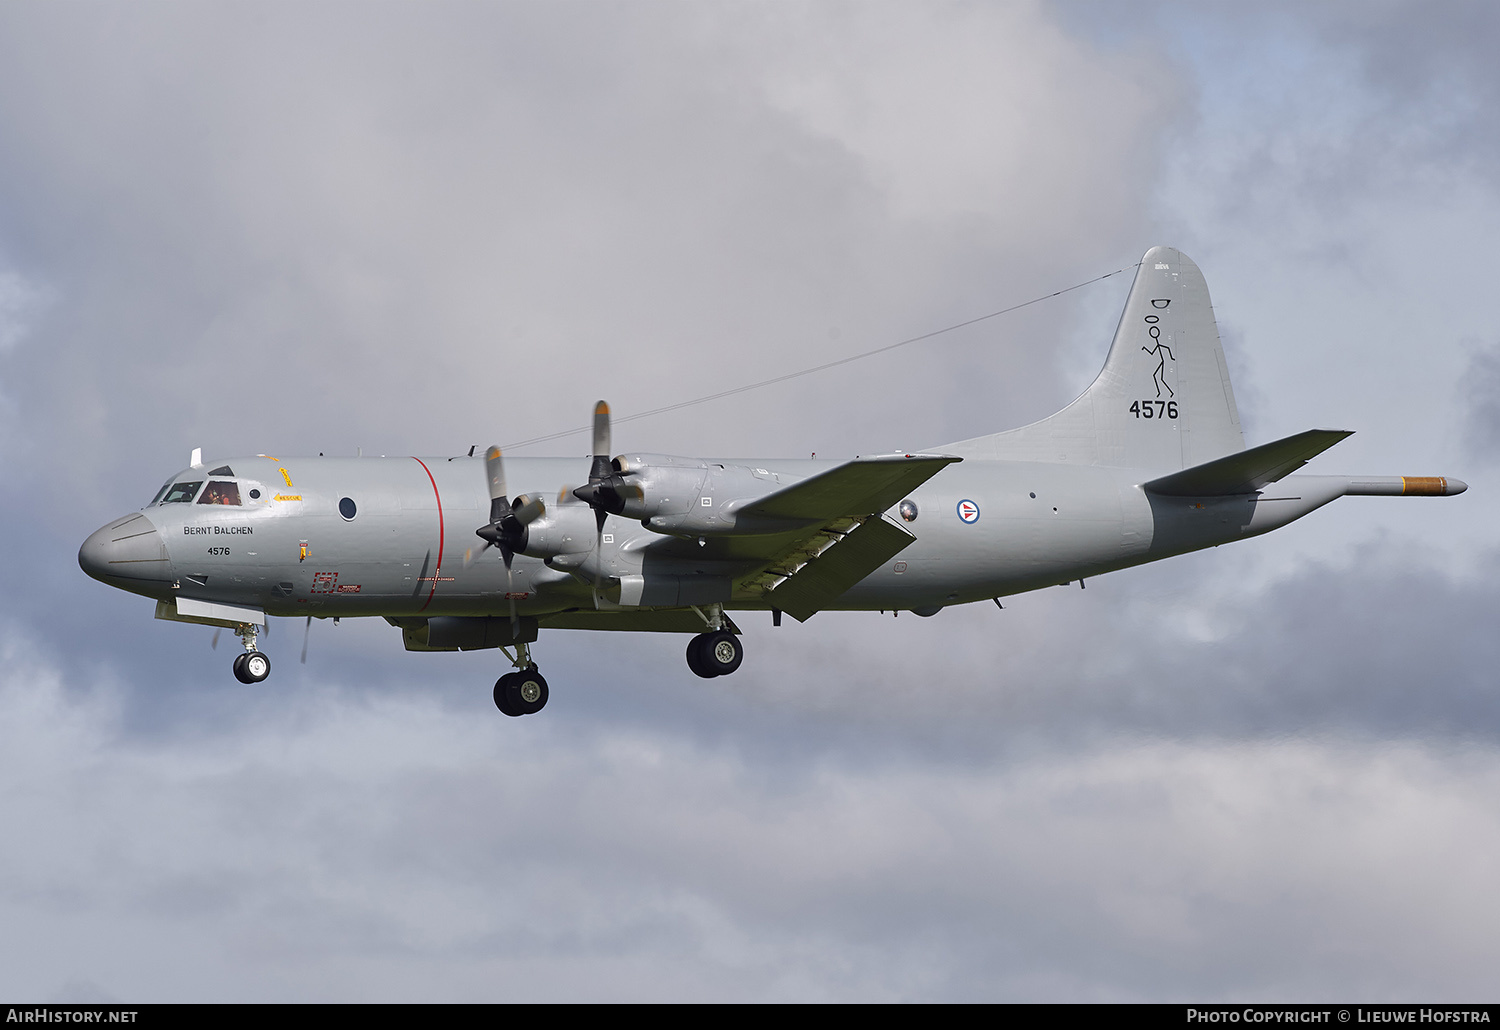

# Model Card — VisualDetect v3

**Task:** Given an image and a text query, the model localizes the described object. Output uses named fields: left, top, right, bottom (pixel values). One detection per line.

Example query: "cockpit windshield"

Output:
left=160, top=480, right=203, bottom=504
left=150, top=478, right=174, bottom=506
left=196, top=481, right=241, bottom=506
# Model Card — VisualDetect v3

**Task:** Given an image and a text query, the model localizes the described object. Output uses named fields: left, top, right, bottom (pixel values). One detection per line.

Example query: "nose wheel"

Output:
left=230, top=623, right=271, bottom=683
left=233, top=650, right=271, bottom=683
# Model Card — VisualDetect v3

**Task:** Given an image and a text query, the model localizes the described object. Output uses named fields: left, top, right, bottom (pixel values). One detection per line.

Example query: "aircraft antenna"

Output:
left=501, top=262, right=1137, bottom=450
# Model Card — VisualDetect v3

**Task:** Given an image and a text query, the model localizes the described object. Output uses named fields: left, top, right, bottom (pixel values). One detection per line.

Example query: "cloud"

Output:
left=1459, top=340, right=1500, bottom=466
left=4, top=627, right=1499, bottom=1002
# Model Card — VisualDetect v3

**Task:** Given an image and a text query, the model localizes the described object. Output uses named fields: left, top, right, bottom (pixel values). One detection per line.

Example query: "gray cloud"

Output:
left=4, top=632, right=1500, bottom=1001
left=1459, top=340, right=1500, bottom=465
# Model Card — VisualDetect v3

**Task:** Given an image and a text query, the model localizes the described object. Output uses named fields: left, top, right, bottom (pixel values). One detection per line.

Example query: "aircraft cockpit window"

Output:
left=208, top=465, right=234, bottom=477
left=161, top=480, right=203, bottom=504
left=197, top=481, right=242, bottom=506
left=150, top=478, right=174, bottom=506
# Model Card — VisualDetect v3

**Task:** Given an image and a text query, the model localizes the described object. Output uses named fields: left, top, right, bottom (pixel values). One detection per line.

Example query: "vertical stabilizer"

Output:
left=940, top=247, right=1244, bottom=470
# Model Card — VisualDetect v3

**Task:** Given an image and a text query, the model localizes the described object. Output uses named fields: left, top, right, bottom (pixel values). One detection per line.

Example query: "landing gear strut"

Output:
left=493, top=640, right=548, bottom=717
left=231, top=623, right=270, bottom=684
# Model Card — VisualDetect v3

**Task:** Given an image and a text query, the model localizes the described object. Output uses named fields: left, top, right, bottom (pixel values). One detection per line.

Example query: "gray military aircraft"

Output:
left=79, top=247, right=1465, bottom=716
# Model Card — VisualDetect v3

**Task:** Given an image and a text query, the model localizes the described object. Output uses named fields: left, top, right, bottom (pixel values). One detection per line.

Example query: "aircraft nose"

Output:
left=79, top=513, right=171, bottom=583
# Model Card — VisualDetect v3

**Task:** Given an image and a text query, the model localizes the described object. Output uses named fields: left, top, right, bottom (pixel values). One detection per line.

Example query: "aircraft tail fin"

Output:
left=940, top=246, right=1245, bottom=470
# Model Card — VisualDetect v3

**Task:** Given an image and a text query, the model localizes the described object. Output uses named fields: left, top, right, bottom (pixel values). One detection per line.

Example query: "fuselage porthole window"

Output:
left=339, top=497, right=357, bottom=521
left=248, top=488, right=261, bottom=500
left=161, top=480, right=204, bottom=504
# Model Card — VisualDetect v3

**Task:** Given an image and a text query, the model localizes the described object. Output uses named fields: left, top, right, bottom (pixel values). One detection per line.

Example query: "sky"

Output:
left=2, top=0, right=1498, bottom=1002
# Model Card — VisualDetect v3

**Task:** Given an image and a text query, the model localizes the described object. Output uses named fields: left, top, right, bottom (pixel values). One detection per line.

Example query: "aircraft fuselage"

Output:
left=80, top=452, right=1346, bottom=620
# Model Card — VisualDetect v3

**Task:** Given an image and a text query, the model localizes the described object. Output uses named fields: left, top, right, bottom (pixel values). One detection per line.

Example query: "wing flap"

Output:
left=765, top=515, right=916, bottom=622
left=1143, top=429, right=1353, bottom=497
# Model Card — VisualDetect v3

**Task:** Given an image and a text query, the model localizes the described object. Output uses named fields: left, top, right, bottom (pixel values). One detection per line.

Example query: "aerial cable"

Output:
left=502, top=261, right=1138, bottom=451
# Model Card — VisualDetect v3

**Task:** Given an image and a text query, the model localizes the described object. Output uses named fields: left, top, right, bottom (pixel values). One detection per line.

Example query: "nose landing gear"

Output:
left=231, top=623, right=271, bottom=684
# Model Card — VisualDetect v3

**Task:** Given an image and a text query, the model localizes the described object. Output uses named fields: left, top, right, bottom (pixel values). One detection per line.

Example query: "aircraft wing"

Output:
left=733, top=454, right=960, bottom=621
left=1143, top=429, right=1352, bottom=496
left=738, top=453, right=962, bottom=521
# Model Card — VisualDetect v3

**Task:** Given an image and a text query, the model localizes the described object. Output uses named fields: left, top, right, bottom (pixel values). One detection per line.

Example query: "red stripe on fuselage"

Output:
left=412, top=457, right=444, bottom=611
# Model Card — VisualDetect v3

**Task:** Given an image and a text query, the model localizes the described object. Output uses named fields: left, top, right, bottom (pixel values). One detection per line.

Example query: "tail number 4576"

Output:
left=1130, top=400, right=1178, bottom=419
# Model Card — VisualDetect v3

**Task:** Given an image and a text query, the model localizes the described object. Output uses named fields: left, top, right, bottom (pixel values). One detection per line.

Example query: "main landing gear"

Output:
left=493, top=639, right=548, bottom=717
left=684, top=604, right=744, bottom=679
left=230, top=623, right=270, bottom=684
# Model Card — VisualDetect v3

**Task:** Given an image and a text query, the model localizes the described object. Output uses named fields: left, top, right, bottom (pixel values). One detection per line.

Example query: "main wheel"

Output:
left=686, top=634, right=718, bottom=678
left=514, top=666, right=549, bottom=715
left=704, top=631, right=743, bottom=675
left=493, top=674, right=522, bottom=717
left=232, top=653, right=250, bottom=683
left=690, top=631, right=743, bottom=677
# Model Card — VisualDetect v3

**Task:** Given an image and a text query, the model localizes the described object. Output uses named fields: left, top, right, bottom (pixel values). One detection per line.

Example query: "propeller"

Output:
left=572, top=401, right=621, bottom=603
left=468, top=445, right=546, bottom=633
left=301, top=615, right=311, bottom=664
left=571, top=400, right=641, bottom=518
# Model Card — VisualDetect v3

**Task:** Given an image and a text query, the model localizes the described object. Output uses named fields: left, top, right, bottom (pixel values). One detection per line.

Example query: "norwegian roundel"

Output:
left=956, top=499, right=980, bottom=523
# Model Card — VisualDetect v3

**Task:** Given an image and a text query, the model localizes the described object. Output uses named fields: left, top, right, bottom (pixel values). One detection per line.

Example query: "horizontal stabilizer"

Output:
left=1144, top=429, right=1353, bottom=496
left=740, top=453, right=960, bottom=521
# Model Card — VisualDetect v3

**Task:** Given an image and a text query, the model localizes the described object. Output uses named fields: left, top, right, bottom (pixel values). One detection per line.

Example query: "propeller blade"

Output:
left=591, top=400, right=610, bottom=469
left=507, top=564, right=519, bottom=638
left=592, top=504, right=610, bottom=606
left=211, top=628, right=220, bottom=650
left=513, top=494, right=546, bottom=525
left=485, top=446, right=512, bottom=523
left=463, top=540, right=495, bottom=568
left=300, top=615, right=311, bottom=664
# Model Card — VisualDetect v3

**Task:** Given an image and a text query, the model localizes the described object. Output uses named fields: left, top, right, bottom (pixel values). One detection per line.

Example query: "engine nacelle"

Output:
left=513, top=497, right=598, bottom=560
